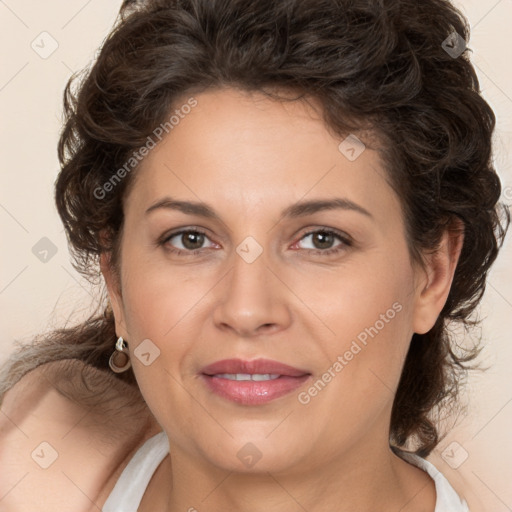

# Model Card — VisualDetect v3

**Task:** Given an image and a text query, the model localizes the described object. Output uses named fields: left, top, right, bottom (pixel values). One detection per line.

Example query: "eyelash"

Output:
left=158, top=227, right=353, bottom=257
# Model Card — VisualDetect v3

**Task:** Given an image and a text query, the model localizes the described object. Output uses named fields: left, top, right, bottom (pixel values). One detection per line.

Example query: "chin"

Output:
left=194, top=434, right=308, bottom=475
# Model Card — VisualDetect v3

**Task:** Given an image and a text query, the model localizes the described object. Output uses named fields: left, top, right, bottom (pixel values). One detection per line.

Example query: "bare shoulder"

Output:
left=0, top=359, right=161, bottom=512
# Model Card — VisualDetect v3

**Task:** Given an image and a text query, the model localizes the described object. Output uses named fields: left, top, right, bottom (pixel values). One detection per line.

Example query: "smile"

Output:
left=214, top=373, right=281, bottom=381
left=200, top=358, right=311, bottom=405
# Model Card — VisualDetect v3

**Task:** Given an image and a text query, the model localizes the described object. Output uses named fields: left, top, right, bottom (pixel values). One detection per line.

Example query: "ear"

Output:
left=412, top=219, right=464, bottom=334
left=100, top=247, right=129, bottom=340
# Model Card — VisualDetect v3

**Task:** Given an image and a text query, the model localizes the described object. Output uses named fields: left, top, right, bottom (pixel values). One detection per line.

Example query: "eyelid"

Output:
left=159, top=226, right=213, bottom=248
left=295, top=226, right=353, bottom=245
left=290, top=227, right=353, bottom=255
left=159, top=225, right=353, bottom=257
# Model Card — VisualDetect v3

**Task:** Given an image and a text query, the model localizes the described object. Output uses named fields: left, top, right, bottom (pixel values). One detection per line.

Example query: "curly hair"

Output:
left=0, top=0, right=509, bottom=457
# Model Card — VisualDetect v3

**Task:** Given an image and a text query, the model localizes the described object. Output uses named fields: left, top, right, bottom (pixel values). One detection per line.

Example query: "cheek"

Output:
left=303, top=250, right=416, bottom=400
left=304, top=253, right=414, bottom=346
left=120, top=252, right=207, bottom=343
left=118, top=257, right=203, bottom=433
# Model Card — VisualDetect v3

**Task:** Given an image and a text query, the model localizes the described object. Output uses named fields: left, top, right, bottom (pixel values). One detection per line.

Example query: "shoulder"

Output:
left=0, top=359, right=160, bottom=511
left=425, top=450, right=486, bottom=512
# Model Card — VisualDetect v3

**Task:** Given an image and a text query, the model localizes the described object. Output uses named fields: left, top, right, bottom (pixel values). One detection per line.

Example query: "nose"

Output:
left=212, top=245, right=292, bottom=338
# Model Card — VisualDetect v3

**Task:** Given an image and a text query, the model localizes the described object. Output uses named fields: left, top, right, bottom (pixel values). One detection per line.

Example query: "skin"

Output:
left=101, top=86, right=463, bottom=512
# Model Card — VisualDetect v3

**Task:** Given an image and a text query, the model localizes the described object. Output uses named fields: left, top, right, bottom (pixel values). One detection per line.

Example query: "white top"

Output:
left=101, top=431, right=470, bottom=511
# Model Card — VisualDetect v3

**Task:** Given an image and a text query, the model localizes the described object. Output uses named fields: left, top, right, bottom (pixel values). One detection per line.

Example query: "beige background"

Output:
left=1, top=1, right=511, bottom=510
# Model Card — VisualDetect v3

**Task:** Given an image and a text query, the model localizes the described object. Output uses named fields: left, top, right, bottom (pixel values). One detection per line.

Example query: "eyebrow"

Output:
left=145, top=197, right=373, bottom=221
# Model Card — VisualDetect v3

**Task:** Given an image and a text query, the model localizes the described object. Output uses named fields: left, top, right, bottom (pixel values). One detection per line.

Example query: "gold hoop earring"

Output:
left=109, top=336, right=132, bottom=373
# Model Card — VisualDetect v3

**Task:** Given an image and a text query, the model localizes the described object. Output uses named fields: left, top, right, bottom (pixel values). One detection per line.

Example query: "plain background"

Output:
left=0, top=1, right=511, bottom=510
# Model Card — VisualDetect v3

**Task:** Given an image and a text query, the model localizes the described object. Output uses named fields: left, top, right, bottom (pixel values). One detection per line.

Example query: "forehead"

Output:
left=142, top=87, right=341, bottom=178
left=124, top=87, right=400, bottom=225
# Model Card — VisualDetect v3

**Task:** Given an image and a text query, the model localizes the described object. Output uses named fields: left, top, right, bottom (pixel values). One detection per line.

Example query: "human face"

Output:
left=104, top=87, right=432, bottom=475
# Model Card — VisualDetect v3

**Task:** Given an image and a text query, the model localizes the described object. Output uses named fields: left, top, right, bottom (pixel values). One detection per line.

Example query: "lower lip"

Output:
left=201, top=374, right=311, bottom=405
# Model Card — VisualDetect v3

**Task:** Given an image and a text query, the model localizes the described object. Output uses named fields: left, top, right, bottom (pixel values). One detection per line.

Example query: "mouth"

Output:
left=200, top=358, right=311, bottom=405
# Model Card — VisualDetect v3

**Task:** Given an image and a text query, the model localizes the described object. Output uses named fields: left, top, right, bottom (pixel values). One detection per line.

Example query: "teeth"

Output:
left=251, top=373, right=280, bottom=381
left=215, top=373, right=281, bottom=381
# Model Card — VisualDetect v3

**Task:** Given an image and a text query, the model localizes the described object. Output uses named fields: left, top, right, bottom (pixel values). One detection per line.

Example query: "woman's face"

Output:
left=104, top=87, right=447, bottom=474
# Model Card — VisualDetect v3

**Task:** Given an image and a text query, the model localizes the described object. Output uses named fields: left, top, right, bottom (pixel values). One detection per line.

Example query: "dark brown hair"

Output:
left=1, top=0, right=509, bottom=457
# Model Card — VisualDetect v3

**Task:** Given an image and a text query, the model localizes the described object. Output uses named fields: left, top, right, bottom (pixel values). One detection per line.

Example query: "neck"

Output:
left=140, top=431, right=436, bottom=512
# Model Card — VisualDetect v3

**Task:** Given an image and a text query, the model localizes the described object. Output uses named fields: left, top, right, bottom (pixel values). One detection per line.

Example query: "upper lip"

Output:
left=201, top=358, right=310, bottom=377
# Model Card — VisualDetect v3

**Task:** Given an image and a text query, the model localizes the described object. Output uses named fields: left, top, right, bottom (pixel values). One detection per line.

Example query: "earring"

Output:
left=109, top=336, right=132, bottom=373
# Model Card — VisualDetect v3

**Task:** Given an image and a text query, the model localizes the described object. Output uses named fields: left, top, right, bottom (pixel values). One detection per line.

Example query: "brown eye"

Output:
left=161, top=229, right=215, bottom=255
left=292, top=228, right=353, bottom=256
left=310, top=231, right=336, bottom=250
left=180, top=231, right=205, bottom=250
